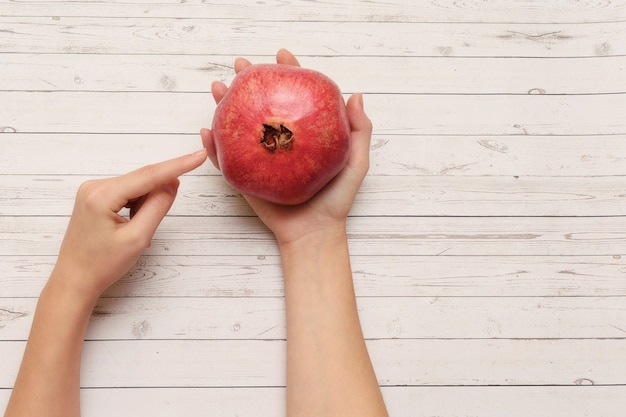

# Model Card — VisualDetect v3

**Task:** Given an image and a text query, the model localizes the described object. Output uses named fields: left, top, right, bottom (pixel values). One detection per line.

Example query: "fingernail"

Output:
left=358, top=93, right=364, bottom=109
left=192, top=149, right=207, bottom=158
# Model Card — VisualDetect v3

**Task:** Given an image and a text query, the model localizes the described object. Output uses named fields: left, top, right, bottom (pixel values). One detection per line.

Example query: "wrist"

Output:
left=46, top=267, right=101, bottom=314
left=277, top=223, right=352, bottom=286
left=277, top=221, right=348, bottom=256
left=38, top=279, right=95, bottom=332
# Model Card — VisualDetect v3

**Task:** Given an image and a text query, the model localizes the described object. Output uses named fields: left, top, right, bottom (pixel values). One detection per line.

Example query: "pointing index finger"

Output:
left=112, top=149, right=207, bottom=205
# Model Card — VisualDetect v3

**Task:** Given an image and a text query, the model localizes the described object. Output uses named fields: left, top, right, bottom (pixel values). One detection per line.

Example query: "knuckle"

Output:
left=134, top=163, right=162, bottom=189
left=124, top=228, right=152, bottom=251
left=135, top=234, right=153, bottom=251
left=77, top=179, right=107, bottom=209
left=142, top=163, right=159, bottom=177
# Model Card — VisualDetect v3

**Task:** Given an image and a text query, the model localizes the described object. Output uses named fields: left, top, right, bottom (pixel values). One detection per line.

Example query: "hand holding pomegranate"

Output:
left=201, top=49, right=372, bottom=246
left=202, top=54, right=386, bottom=416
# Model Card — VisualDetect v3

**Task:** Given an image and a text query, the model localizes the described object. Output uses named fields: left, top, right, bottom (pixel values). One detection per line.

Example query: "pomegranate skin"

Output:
left=211, top=63, right=351, bottom=205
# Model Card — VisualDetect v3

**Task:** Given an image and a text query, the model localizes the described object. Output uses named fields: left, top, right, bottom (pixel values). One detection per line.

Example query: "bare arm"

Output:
left=279, top=227, right=387, bottom=416
left=276, top=93, right=387, bottom=416
left=5, top=280, right=93, bottom=417
left=203, top=49, right=388, bottom=416
left=4, top=150, right=207, bottom=417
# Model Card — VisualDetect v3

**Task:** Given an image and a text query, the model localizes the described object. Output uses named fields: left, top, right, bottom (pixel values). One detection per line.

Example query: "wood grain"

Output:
left=2, top=0, right=626, bottom=413
left=0, top=385, right=623, bottom=417
left=1, top=339, right=625, bottom=387
left=1, top=255, right=625, bottom=298
left=4, top=54, right=626, bottom=94
left=3, top=174, right=626, bottom=217
left=3, top=216, right=626, bottom=256
left=1, top=18, right=624, bottom=57
left=1, top=385, right=624, bottom=417
left=2, top=296, right=626, bottom=341
left=1, top=0, right=626, bottom=23
left=3, top=133, right=626, bottom=177
left=2, top=92, right=625, bottom=135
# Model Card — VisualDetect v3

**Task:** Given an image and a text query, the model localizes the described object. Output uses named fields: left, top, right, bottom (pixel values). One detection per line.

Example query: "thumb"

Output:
left=344, top=93, right=372, bottom=179
left=125, top=179, right=179, bottom=244
left=347, top=93, right=373, bottom=137
left=200, top=128, right=220, bottom=171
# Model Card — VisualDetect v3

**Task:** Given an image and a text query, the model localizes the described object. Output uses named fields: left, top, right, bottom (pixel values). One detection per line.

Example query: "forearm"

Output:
left=279, top=225, right=388, bottom=417
left=4, top=273, right=95, bottom=417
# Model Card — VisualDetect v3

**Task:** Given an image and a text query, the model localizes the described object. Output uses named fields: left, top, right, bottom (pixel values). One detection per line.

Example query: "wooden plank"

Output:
left=2, top=174, right=626, bottom=217
left=380, top=386, right=626, bottom=417
left=1, top=0, right=624, bottom=412
left=3, top=296, right=626, bottom=341
left=1, top=18, right=624, bottom=57
left=1, top=339, right=625, bottom=387
left=0, top=54, right=235, bottom=93
left=0, top=134, right=207, bottom=175
left=2, top=216, right=626, bottom=257
left=368, top=135, right=626, bottom=177
left=2, top=255, right=625, bottom=299
left=3, top=133, right=626, bottom=177
left=1, top=255, right=625, bottom=298
left=2, top=92, right=626, bottom=135
left=1, top=385, right=624, bottom=417
left=78, top=387, right=285, bottom=417
left=4, top=54, right=626, bottom=95
left=1, top=0, right=625, bottom=23
left=1, top=215, right=622, bottom=258
left=13, top=173, right=626, bottom=217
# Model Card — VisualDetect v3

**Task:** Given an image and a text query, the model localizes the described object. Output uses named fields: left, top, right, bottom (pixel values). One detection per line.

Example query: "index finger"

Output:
left=111, top=149, right=207, bottom=205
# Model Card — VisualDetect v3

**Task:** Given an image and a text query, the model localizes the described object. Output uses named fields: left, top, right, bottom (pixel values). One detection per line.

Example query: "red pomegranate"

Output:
left=211, top=63, right=351, bottom=205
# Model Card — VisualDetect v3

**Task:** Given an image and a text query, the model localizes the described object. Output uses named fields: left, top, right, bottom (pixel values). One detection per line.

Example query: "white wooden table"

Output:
left=1, top=1, right=626, bottom=415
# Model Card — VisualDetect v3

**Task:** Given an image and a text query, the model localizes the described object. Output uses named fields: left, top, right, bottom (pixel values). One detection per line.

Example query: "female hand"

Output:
left=49, top=149, right=207, bottom=304
left=201, top=49, right=372, bottom=247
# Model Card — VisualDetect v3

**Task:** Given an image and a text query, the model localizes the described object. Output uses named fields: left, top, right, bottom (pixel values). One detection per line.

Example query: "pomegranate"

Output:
left=211, top=63, right=351, bottom=205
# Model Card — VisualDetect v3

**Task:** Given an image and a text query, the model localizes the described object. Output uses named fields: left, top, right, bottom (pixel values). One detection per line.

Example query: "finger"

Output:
left=343, top=93, right=373, bottom=180
left=276, top=48, right=301, bottom=66
left=200, top=128, right=220, bottom=170
left=124, top=179, right=179, bottom=246
left=234, top=57, right=253, bottom=73
left=211, top=81, right=228, bottom=104
left=347, top=93, right=373, bottom=137
left=129, top=195, right=147, bottom=219
left=111, top=149, right=206, bottom=209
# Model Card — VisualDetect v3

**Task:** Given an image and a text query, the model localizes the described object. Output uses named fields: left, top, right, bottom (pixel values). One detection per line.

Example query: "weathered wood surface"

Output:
left=4, top=174, right=626, bottom=216
left=2, top=91, right=626, bottom=135
left=2, top=296, right=626, bottom=341
left=3, top=216, right=626, bottom=256
left=0, top=17, right=624, bottom=57
left=4, top=54, right=626, bottom=94
left=1, top=385, right=624, bottom=417
left=0, top=385, right=624, bottom=417
left=3, top=134, right=626, bottom=177
left=2, top=339, right=626, bottom=387
left=2, top=255, right=626, bottom=298
left=2, top=0, right=626, bottom=23
left=1, top=0, right=626, bottom=415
